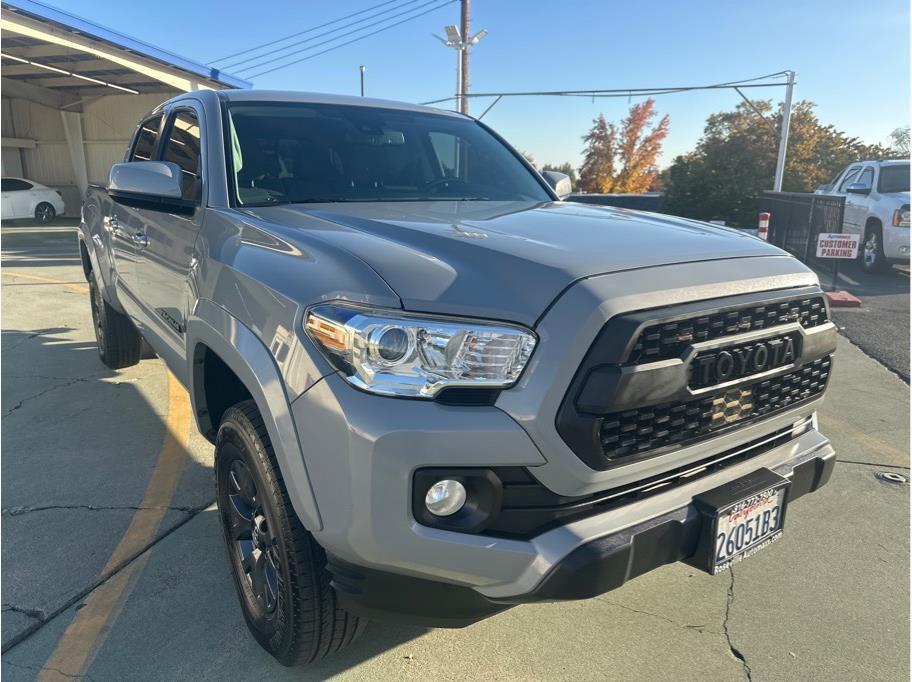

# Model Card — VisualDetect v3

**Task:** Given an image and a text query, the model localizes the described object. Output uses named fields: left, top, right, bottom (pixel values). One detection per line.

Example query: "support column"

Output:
left=60, top=110, right=88, bottom=198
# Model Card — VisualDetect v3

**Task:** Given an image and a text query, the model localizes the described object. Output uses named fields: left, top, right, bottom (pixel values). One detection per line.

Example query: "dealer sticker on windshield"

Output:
left=691, top=468, right=790, bottom=575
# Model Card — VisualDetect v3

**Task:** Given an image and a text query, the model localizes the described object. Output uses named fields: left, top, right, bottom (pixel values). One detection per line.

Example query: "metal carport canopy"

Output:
left=0, top=0, right=249, bottom=208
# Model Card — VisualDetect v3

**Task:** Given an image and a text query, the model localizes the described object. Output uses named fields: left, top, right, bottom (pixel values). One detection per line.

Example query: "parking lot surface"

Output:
left=2, top=225, right=909, bottom=680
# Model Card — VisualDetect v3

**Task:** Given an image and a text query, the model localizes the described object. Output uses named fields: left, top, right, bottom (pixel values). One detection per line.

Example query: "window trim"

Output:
left=160, top=105, right=204, bottom=206
left=127, top=113, right=165, bottom=163
left=836, top=167, right=861, bottom=193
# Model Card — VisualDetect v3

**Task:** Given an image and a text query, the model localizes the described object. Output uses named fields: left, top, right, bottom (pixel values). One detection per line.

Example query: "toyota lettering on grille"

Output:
left=689, top=334, right=799, bottom=389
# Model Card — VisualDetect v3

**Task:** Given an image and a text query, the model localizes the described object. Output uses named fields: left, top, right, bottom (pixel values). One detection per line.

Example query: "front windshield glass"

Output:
left=226, top=102, right=550, bottom=205
left=878, top=164, right=910, bottom=193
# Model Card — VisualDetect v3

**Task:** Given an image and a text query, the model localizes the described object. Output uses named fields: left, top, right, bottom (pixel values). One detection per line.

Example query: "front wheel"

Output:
left=861, top=225, right=888, bottom=273
left=216, top=401, right=366, bottom=666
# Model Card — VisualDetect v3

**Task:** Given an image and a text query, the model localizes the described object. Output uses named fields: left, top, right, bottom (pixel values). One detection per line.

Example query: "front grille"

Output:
left=630, top=296, right=828, bottom=364
left=599, top=357, right=830, bottom=461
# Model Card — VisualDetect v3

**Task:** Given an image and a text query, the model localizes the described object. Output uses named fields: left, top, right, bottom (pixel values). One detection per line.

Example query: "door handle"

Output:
left=132, top=232, right=149, bottom=248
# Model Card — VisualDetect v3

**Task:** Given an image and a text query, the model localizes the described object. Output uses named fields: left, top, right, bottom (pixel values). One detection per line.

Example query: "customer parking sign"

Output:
left=816, top=233, right=861, bottom=259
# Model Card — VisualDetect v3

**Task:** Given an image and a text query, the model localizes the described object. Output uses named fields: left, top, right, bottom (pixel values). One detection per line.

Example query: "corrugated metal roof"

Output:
left=1, top=0, right=251, bottom=89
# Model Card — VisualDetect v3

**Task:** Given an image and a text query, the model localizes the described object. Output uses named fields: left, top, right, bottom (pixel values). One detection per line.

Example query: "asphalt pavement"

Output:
left=819, top=260, right=910, bottom=382
left=1, top=225, right=909, bottom=681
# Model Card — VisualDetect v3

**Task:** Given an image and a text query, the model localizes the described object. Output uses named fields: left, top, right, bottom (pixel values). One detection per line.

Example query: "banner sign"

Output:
left=816, top=233, right=860, bottom=260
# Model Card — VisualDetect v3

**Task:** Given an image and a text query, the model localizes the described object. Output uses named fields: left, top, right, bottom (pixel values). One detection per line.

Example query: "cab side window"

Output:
left=836, top=168, right=860, bottom=193
left=161, top=110, right=202, bottom=203
left=855, top=167, right=874, bottom=191
left=129, top=114, right=163, bottom=162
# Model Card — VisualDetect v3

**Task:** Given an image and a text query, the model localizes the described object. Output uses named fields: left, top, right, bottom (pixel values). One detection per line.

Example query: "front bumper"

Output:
left=291, top=372, right=833, bottom=625
left=884, top=225, right=911, bottom=260
left=328, top=438, right=834, bottom=626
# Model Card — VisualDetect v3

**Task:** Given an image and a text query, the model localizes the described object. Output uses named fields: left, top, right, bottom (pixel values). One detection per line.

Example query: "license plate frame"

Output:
left=689, top=468, right=790, bottom=575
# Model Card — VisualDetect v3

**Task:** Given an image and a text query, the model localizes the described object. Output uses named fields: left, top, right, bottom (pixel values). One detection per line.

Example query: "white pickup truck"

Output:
left=817, top=159, right=910, bottom=272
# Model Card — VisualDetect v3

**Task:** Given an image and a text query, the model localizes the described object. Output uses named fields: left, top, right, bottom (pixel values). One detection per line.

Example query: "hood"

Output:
left=241, top=201, right=787, bottom=326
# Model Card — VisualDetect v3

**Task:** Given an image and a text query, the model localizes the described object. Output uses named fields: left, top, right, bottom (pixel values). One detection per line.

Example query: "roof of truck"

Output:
left=216, top=89, right=463, bottom=118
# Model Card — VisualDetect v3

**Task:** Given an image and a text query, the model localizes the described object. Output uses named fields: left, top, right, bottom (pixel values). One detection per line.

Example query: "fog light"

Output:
left=424, top=480, right=467, bottom=516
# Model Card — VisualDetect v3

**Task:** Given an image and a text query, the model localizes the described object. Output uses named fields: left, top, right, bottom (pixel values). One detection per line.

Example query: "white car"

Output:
left=1, top=177, right=65, bottom=223
left=816, top=160, right=910, bottom=272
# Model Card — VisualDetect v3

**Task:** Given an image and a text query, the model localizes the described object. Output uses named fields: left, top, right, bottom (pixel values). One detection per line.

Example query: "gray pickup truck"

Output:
left=79, top=90, right=838, bottom=666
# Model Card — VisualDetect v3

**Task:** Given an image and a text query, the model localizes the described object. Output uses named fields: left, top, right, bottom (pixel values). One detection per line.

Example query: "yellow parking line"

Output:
left=1, top=271, right=89, bottom=295
left=37, top=372, right=191, bottom=680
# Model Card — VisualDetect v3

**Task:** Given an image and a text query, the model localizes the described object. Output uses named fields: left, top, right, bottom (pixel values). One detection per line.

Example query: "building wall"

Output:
left=1, top=91, right=174, bottom=216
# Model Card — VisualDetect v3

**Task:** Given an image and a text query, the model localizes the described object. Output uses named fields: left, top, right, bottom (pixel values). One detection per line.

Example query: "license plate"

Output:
left=712, top=485, right=786, bottom=573
left=690, top=469, right=790, bottom=575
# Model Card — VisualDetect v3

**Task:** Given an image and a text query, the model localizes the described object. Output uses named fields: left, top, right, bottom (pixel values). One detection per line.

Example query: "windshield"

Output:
left=225, top=102, right=550, bottom=206
left=878, top=164, right=910, bottom=193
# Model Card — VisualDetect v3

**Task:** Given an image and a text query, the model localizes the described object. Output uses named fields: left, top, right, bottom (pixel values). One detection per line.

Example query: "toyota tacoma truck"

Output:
left=78, top=90, right=837, bottom=666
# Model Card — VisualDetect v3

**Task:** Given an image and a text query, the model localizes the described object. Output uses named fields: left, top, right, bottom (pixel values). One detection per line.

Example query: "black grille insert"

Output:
left=630, top=296, right=828, bottom=364
left=599, top=357, right=830, bottom=462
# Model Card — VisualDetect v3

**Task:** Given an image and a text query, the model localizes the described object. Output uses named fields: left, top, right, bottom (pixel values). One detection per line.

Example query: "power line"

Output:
left=245, top=0, right=457, bottom=79
left=419, top=74, right=793, bottom=106
left=210, top=0, right=412, bottom=64
left=221, top=0, right=426, bottom=72
left=236, top=0, right=452, bottom=75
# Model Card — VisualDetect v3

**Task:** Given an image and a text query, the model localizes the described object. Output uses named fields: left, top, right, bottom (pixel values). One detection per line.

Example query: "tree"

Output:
left=662, top=100, right=890, bottom=227
left=541, top=162, right=577, bottom=187
left=578, top=99, right=669, bottom=193
left=890, top=126, right=910, bottom=157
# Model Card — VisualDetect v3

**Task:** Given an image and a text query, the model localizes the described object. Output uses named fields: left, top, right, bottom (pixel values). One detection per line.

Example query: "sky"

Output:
left=43, top=0, right=910, bottom=169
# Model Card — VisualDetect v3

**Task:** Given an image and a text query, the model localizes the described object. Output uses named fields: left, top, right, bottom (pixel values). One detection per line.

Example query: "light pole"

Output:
left=359, top=65, right=366, bottom=97
left=773, top=70, right=795, bottom=193
left=433, top=24, right=487, bottom=114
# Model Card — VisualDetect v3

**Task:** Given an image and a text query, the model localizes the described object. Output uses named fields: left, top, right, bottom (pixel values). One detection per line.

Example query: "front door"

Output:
left=843, top=166, right=874, bottom=233
left=133, top=106, right=204, bottom=370
left=109, top=114, right=163, bottom=315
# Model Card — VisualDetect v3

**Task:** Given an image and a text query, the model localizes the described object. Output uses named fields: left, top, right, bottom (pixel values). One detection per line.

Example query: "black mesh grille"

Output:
left=599, top=357, right=831, bottom=462
left=630, top=296, right=828, bottom=364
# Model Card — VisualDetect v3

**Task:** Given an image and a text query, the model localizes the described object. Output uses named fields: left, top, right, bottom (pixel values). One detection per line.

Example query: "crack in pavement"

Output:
left=2, top=505, right=199, bottom=517
left=597, top=597, right=719, bottom=634
left=838, top=460, right=910, bottom=470
left=4, top=659, right=95, bottom=680
left=2, top=330, right=42, bottom=353
left=1, top=498, right=215, bottom=654
left=2, top=378, right=90, bottom=418
left=724, top=568, right=752, bottom=681
left=2, top=604, right=46, bottom=622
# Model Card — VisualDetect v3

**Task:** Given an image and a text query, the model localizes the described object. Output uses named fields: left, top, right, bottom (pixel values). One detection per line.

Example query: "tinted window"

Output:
left=878, top=164, right=910, bottom=193
left=1, top=178, right=32, bottom=191
left=855, top=168, right=874, bottom=191
left=130, top=114, right=162, bottom=162
left=837, top=168, right=860, bottom=193
left=162, top=110, right=202, bottom=202
left=226, top=102, right=550, bottom=205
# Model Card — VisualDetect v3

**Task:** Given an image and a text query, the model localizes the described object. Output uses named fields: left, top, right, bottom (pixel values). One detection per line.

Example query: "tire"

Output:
left=861, top=223, right=888, bottom=273
left=215, top=400, right=366, bottom=666
left=89, top=277, right=142, bottom=369
left=34, top=202, right=55, bottom=224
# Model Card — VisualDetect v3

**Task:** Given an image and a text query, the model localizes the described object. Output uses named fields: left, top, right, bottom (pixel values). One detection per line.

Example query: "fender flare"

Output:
left=187, top=299, right=323, bottom=531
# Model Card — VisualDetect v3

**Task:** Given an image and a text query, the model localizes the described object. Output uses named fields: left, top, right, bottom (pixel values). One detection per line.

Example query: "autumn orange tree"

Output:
left=578, top=98, right=670, bottom=193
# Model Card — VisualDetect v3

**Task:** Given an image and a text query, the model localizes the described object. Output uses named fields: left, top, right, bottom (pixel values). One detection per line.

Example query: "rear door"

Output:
left=1, top=178, right=34, bottom=218
left=133, top=105, right=204, bottom=365
left=109, top=113, right=163, bottom=311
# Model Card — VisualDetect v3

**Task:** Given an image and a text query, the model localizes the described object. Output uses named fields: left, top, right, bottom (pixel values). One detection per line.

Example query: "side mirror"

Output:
left=108, top=161, right=195, bottom=215
left=845, top=182, right=870, bottom=195
left=541, top=170, right=573, bottom=200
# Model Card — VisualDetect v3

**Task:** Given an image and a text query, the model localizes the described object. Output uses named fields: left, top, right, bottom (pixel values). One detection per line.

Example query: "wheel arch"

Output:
left=865, top=215, right=883, bottom=232
left=187, top=299, right=323, bottom=532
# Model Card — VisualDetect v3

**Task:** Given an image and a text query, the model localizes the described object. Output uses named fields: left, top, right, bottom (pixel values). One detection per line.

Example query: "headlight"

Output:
left=304, top=303, right=536, bottom=398
left=893, top=206, right=910, bottom=227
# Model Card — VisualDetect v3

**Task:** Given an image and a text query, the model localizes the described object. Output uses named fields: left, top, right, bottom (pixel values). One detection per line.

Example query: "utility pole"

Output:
left=460, top=0, right=470, bottom=115
left=359, top=65, right=366, bottom=96
left=773, top=70, right=795, bottom=192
